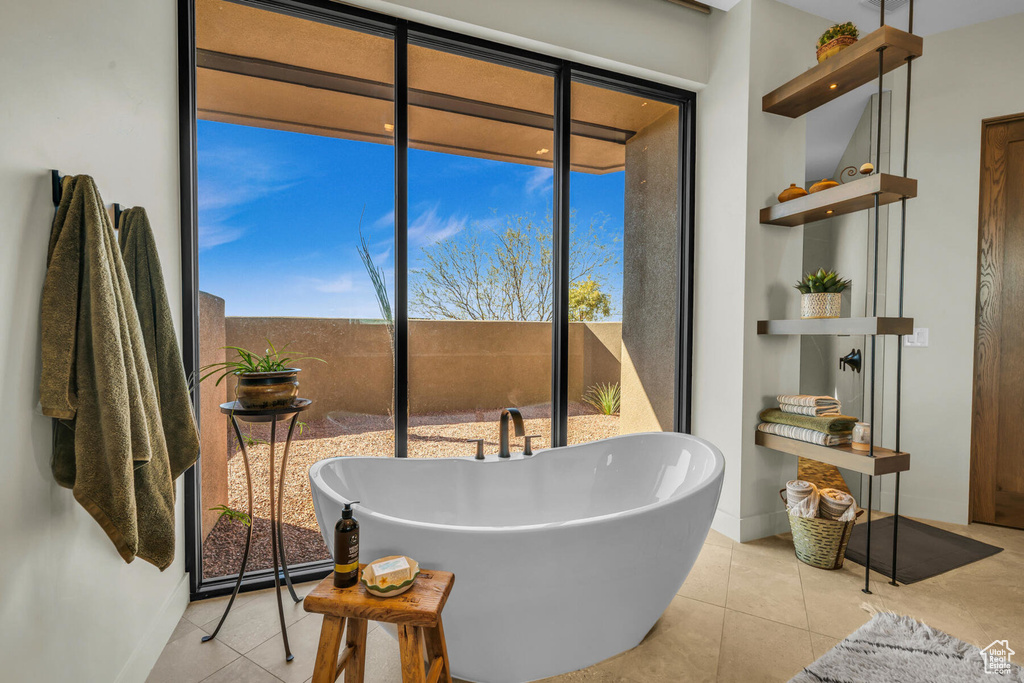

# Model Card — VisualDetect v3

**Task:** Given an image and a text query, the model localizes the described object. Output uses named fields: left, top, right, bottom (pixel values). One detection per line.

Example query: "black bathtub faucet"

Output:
left=498, top=408, right=526, bottom=458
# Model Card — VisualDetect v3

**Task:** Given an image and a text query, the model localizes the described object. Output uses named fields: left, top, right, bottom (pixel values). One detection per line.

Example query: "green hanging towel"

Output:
left=118, top=206, right=200, bottom=483
left=40, top=175, right=173, bottom=568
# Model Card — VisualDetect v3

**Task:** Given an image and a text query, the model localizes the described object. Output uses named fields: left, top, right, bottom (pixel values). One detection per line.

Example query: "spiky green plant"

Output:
left=583, top=382, right=621, bottom=416
left=794, top=268, right=852, bottom=294
left=199, top=340, right=324, bottom=386
left=818, top=22, right=859, bottom=46
left=210, top=504, right=251, bottom=527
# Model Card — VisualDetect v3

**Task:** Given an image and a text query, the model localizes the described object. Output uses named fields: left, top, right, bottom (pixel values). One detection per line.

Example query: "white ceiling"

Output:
left=704, top=0, right=1024, bottom=35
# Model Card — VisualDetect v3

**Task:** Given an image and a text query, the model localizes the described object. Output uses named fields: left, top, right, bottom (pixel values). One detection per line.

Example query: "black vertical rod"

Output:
left=675, top=100, right=697, bottom=433
left=394, top=23, right=409, bottom=457
left=864, top=475, right=873, bottom=593
left=551, top=65, right=571, bottom=448
left=864, top=0, right=885, bottom=594
left=890, top=0, right=915, bottom=587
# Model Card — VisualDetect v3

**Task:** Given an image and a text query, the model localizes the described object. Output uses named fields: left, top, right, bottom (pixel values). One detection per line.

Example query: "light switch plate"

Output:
left=904, top=327, right=929, bottom=348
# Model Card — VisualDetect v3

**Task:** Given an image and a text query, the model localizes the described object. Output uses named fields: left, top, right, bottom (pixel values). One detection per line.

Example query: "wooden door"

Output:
left=971, top=113, right=1024, bottom=528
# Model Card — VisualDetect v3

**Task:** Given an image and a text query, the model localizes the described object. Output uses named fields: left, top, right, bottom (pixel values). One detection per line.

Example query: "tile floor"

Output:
left=148, top=517, right=1024, bottom=683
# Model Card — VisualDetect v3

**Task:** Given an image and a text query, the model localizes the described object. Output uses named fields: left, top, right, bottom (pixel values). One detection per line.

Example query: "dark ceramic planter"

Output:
left=234, top=368, right=300, bottom=410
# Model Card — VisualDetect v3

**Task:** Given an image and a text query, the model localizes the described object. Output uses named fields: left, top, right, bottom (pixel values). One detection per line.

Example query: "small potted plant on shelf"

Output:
left=817, top=22, right=859, bottom=63
left=795, top=268, right=851, bottom=319
left=200, top=341, right=324, bottom=410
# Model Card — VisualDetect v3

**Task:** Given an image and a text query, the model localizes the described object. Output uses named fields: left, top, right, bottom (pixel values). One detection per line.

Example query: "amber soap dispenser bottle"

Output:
left=334, top=501, right=360, bottom=588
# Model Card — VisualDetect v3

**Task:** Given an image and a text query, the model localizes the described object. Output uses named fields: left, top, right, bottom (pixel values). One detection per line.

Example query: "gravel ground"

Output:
left=203, top=405, right=619, bottom=579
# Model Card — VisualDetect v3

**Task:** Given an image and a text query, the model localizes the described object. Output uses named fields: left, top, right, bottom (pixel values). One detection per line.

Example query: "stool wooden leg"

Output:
left=344, top=618, right=368, bottom=683
left=398, top=624, right=426, bottom=682
left=423, top=618, right=453, bottom=683
left=313, top=616, right=345, bottom=683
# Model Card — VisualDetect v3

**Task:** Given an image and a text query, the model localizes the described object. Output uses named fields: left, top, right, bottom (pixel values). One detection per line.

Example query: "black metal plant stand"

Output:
left=201, top=398, right=312, bottom=661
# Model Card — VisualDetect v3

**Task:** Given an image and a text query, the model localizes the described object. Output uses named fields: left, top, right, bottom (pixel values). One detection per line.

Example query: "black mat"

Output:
left=844, top=516, right=1003, bottom=584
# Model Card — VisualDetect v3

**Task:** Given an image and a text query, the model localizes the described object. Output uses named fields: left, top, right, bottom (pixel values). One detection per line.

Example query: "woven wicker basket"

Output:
left=779, top=489, right=863, bottom=570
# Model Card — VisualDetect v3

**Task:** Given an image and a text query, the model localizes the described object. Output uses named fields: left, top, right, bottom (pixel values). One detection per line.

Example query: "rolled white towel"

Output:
left=780, top=403, right=842, bottom=417
left=777, top=394, right=840, bottom=408
left=819, top=488, right=856, bottom=520
left=786, top=479, right=818, bottom=509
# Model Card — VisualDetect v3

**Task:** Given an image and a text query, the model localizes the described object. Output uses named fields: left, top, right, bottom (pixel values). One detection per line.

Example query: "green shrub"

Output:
left=584, top=382, right=621, bottom=416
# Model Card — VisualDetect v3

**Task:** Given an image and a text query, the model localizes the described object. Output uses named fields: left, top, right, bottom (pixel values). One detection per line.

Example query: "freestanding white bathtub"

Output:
left=308, top=432, right=725, bottom=683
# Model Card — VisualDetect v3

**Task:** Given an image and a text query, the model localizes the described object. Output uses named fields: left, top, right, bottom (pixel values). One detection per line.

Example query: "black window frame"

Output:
left=179, top=0, right=696, bottom=600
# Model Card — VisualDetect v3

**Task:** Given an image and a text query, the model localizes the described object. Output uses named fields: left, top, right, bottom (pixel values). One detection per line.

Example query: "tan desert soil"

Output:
left=203, top=406, right=619, bottom=579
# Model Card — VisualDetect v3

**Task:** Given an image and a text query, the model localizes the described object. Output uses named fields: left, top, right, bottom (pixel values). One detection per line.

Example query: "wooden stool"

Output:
left=303, top=566, right=455, bottom=683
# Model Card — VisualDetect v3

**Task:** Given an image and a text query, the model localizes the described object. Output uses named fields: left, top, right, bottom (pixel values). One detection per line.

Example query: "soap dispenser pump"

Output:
left=334, top=501, right=360, bottom=588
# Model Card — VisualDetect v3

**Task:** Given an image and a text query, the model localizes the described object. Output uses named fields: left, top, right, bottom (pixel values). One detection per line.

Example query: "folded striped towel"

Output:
left=780, top=403, right=841, bottom=416
left=759, top=408, right=858, bottom=434
left=777, top=394, right=840, bottom=408
left=758, top=422, right=852, bottom=447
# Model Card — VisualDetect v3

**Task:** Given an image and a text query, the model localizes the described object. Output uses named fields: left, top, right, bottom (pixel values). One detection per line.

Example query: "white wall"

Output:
left=889, top=13, right=1024, bottom=523
left=695, top=0, right=828, bottom=540
left=693, top=0, right=752, bottom=539
left=0, top=1, right=188, bottom=681
left=339, top=0, right=710, bottom=89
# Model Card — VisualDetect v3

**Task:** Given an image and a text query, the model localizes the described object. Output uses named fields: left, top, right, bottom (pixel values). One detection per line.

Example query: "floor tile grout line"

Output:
left=193, top=649, right=244, bottom=683
left=715, top=545, right=732, bottom=679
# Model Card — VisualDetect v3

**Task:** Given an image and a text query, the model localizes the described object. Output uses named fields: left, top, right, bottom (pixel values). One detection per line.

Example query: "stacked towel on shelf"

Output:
left=758, top=408, right=858, bottom=434
left=777, top=394, right=841, bottom=416
left=758, top=422, right=851, bottom=447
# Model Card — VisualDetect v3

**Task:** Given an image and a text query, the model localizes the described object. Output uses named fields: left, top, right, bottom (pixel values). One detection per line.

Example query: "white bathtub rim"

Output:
left=308, top=431, right=725, bottom=534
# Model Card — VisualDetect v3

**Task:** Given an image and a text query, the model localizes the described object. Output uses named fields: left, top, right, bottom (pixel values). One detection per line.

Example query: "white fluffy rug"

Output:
left=790, top=612, right=1023, bottom=682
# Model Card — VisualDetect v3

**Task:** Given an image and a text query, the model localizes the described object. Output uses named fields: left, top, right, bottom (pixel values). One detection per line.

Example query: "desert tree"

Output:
left=411, top=211, right=618, bottom=322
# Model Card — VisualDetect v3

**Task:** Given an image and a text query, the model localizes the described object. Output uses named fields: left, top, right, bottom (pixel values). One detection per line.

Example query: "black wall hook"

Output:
left=840, top=348, right=862, bottom=373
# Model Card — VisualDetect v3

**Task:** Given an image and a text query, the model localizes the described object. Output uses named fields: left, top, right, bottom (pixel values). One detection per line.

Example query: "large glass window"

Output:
left=186, top=0, right=692, bottom=593
left=567, top=82, right=681, bottom=443
left=406, top=45, right=555, bottom=457
left=195, top=0, right=394, bottom=581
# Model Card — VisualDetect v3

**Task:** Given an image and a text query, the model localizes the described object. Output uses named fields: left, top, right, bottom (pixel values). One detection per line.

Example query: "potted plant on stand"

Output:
left=795, top=268, right=851, bottom=319
left=201, top=341, right=324, bottom=410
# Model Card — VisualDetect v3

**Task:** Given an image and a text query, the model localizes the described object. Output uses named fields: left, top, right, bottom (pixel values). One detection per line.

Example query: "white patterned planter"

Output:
left=801, top=292, right=842, bottom=319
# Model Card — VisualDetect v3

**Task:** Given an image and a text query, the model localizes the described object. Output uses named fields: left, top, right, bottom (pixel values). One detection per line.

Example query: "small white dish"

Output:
left=360, top=555, right=420, bottom=597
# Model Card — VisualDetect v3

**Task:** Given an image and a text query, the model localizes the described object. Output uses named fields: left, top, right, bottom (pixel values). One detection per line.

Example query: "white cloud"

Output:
left=304, top=274, right=356, bottom=294
left=408, top=205, right=467, bottom=246
left=523, top=167, right=553, bottom=196
left=373, top=210, right=395, bottom=229
left=198, top=221, right=244, bottom=250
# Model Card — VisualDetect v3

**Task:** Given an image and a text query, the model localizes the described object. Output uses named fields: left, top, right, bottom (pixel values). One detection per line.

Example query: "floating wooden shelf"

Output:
left=756, top=430, right=910, bottom=476
left=757, top=317, right=913, bottom=336
left=763, top=25, right=923, bottom=118
left=761, top=174, right=917, bottom=227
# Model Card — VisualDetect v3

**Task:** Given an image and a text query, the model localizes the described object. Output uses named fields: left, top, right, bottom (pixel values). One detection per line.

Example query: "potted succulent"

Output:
left=795, top=268, right=851, bottom=319
left=817, top=22, right=859, bottom=63
left=201, top=341, right=323, bottom=410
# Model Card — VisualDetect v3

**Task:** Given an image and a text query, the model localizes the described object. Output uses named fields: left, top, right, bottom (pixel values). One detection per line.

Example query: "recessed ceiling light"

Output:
left=536, top=148, right=549, bottom=155
left=641, top=102, right=648, bottom=107
left=384, top=123, right=394, bottom=131
left=826, top=210, right=834, bottom=215
left=829, top=83, right=838, bottom=90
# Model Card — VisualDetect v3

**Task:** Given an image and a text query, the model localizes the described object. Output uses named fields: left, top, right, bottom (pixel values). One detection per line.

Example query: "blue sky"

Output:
left=197, top=120, right=625, bottom=319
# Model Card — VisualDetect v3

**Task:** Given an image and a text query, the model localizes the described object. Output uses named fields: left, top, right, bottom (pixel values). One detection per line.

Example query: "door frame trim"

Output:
left=969, top=111, right=1024, bottom=523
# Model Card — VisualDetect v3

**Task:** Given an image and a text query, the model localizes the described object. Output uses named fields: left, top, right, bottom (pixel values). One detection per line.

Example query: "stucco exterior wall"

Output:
left=620, top=108, right=680, bottom=433
left=198, top=301, right=622, bottom=421
left=198, top=292, right=229, bottom=539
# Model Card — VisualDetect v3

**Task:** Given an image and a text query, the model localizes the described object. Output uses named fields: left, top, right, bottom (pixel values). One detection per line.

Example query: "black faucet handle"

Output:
left=523, top=435, right=541, bottom=456
left=466, top=438, right=485, bottom=460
